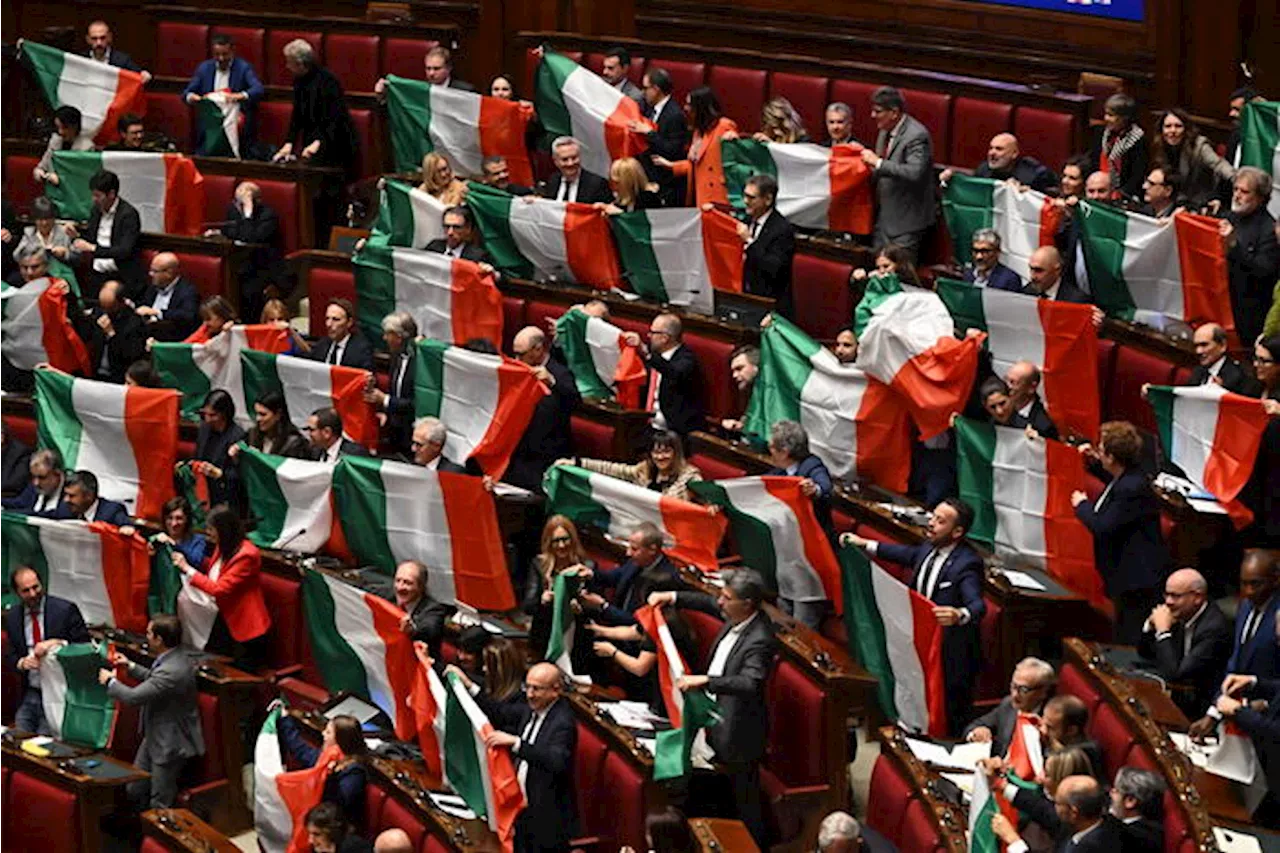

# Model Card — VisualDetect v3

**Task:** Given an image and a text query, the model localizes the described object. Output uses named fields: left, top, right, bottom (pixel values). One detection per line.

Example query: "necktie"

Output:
left=328, top=343, right=340, bottom=365
left=645, top=368, right=660, bottom=412
left=30, top=610, right=41, bottom=646
left=751, top=219, right=761, bottom=241
left=917, top=550, right=940, bottom=598
left=559, top=180, right=575, bottom=202
left=1243, top=609, right=1263, bottom=646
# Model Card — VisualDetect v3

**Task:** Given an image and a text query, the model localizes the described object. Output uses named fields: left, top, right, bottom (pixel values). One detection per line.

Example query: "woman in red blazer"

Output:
left=173, top=505, right=272, bottom=670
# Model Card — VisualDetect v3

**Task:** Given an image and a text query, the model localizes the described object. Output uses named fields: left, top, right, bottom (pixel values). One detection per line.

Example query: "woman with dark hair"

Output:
left=232, top=390, right=309, bottom=458
left=302, top=801, right=372, bottom=852
left=184, top=296, right=236, bottom=344
left=850, top=243, right=923, bottom=289
left=1070, top=420, right=1169, bottom=643
left=124, top=360, right=163, bottom=387
left=1152, top=107, right=1235, bottom=211
left=152, top=495, right=208, bottom=566
left=565, top=430, right=703, bottom=500
left=651, top=86, right=738, bottom=207
left=172, top=505, right=271, bottom=669
left=193, top=389, right=247, bottom=509
left=1241, top=335, right=1280, bottom=545
left=523, top=515, right=595, bottom=660
left=1087, top=92, right=1148, bottom=201
left=640, top=806, right=697, bottom=853
left=279, top=713, right=369, bottom=830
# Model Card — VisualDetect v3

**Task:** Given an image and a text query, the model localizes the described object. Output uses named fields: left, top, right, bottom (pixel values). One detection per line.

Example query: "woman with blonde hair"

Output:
left=478, top=637, right=529, bottom=716
left=259, top=298, right=311, bottom=356
left=565, top=430, right=702, bottom=501
left=419, top=152, right=467, bottom=205
left=522, top=515, right=594, bottom=658
left=604, top=157, right=663, bottom=212
left=753, top=97, right=809, bottom=144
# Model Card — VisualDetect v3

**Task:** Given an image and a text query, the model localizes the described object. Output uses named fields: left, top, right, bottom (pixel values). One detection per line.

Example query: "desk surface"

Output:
left=873, top=726, right=968, bottom=853
left=691, top=817, right=760, bottom=853
left=142, top=808, right=240, bottom=852
left=1, top=729, right=148, bottom=787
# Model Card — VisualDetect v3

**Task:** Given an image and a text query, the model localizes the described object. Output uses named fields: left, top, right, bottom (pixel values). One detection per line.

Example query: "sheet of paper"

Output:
left=325, top=695, right=382, bottom=725
left=1205, top=732, right=1259, bottom=785
left=1001, top=570, right=1047, bottom=591
left=1186, top=497, right=1229, bottom=515
left=1214, top=827, right=1264, bottom=853
left=429, top=792, right=477, bottom=820
left=601, top=701, right=659, bottom=731
left=941, top=772, right=975, bottom=797
left=948, top=741, right=993, bottom=769
left=904, top=737, right=955, bottom=767
left=1168, top=732, right=1213, bottom=768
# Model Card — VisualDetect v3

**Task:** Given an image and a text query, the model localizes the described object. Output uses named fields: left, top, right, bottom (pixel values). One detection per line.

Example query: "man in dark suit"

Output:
left=1040, top=695, right=1106, bottom=779
left=85, top=20, right=146, bottom=75
left=506, top=327, right=578, bottom=491
left=4, top=449, right=69, bottom=515
left=582, top=522, right=679, bottom=626
left=844, top=498, right=987, bottom=731
left=1217, top=671, right=1280, bottom=820
left=480, top=156, right=534, bottom=196
left=739, top=174, right=796, bottom=318
left=392, top=560, right=454, bottom=660
left=84, top=279, right=148, bottom=384
left=964, top=228, right=1023, bottom=292
left=624, top=313, right=704, bottom=437
left=862, top=87, right=935, bottom=260
left=306, top=407, right=371, bottom=464
left=43, top=469, right=132, bottom=526
left=4, top=567, right=91, bottom=734
left=1137, top=167, right=1181, bottom=219
left=310, top=298, right=375, bottom=371
left=100, top=615, right=205, bottom=809
left=183, top=34, right=266, bottom=151
left=2, top=426, right=32, bottom=497
left=637, top=67, right=689, bottom=206
left=1137, top=568, right=1233, bottom=717
left=136, top=252, right=200, bottom=342
left=541, top=137, right=613, bottom=205
left=475, top=661, right=578, bottom=853
left=364, top=311, right=419, bottom=455
left=1223, top=167, right=1278, bottom=348
left=816, top=811, right=896, bottom=853
left=1185, top=323, right=1263, bottom=396
left=425, top=206, right=492, bottom=262
left=963, top=657, right=1057, bottom=755
left=940, top=132, right=1056, bottom=193
left=423, top=46, right=474, bottom=91
left=1023, top=246, right=1092, bottom=305
left=1005, top=361, right=1060, bottom=440
left=601, top=47, right=644, bottom=109
left=71, top=170, right=145, bottom=299
left=1108, top=767, right=1166, bottom=853
left=821, top=103, right=862, bottom=148
left=410, top=417, right=467, bottom=473
left=213, top=181, right=281, bottom=322
left=992, top=775, right=1120, bottom=853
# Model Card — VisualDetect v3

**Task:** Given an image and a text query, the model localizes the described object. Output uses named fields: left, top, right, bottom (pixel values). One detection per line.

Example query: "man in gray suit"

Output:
left=99, top=614, right=205, bottom=809
left=861, top=86, right=936, bottom=260
left=601, top=46, right=645, bottom=109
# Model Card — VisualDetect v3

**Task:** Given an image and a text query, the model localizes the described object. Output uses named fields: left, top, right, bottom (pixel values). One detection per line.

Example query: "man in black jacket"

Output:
left=541, top=137, right=613, bottom=205
left=410, top=417, right=467, bottom=473
left=212, top=181, right=281, bottom=322
left=85, top=279, right=147, bottom=383
left=940, top=133, right=1056, bottom=194
left=4, top=566, right=91, bottom=734
left=305, top=407, right=371, bottom=463
left=1137, top=568, right=1233, bottom=717
left=1108, top=767, right=1166, bottom=853
left=43, top=469, right=132, bottom=526
left=623, top=313, right=704, bottom=437
left=1218, top=671, right=1280, bottom=822
left=137, top=252, right=200, bottom=342
left=1161, top=322, right=1263, bottom=396
left=992, top=774, right=1121, bottom=853
left=1222, top=167, right=1279, bottom=347
left=71, top=170, right=144, bottom=299
left=506, top=327, right=579, bottom=492
left=1005, top=361, right=1060, bottom=440
left=392, top=560, right=453, bottom=660
left=964, top=657, right=1057, bottom=755
left=425, top=206, right=492, bottom=262
left=636, top=67, right=689, bottom=206
left=310, top=298, right=374, bottom=371
left=3, top=448, right=68, bottom=515
left=739, top=174, right=796, bottom=318
left=1023, top=246, right=1093, bottom=306
left=364, top=311, right=419, bottom=454
left=85, top=20, right=146, bottom=75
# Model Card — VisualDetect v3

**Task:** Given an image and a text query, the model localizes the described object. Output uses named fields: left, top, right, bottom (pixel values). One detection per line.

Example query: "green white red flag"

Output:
left=151, top=324, right=291, bottom=422
left=195, top=91, right=242, bottom=158
left=0, top=277, right=90, bottom=375
left=254, top=707, right=345, bottom=853
left=941, top=174, right=1061, bottom=277
left=608, top=208, right=744, bottom=315
left=553, top=306, right=647, bottom=406
left=374, top=177, right=447, bottom=249
left=240, top=350, right=378, bottom=451
left=21, top=41, right=146, bottom=146
left=41, top=642, right=117, bottom=749
left=47, top=151, right=206, bottom=236
left=443, top=670, right=526, bottom=851
left=721, top=140, right=874, bottom=233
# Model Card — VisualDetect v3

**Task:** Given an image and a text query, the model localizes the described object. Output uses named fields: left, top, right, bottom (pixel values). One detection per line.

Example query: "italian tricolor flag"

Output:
left=300, top=569, right=421, bottom=737
left=721, top=140, right=874, bottom=234
left=151, top=324, right=290, bottom=422
left=2, top=512, right=150, bottom=632
left=1, top=278, right=90, bottom=374
left=941, top=174, right=1061, bottom=275
left=21, top=41, right=146, bottom=146
left=545, top=570, right=585, bottom=679
left=34, top=370, right=179, bottom=520
left=691, top=477, right=843, bottom=612
left=412, top=339, right=548, bottom=479
left=47, top=151, right=206, bottom=236
left=967, top=760, right=1001, bottom=853
left=1148, top=385, right=1271, bottom=505
left=254, top=707, right=344, bottom=853
left=542, top=464, right=728, bottom=571
left=1077, top=203, right=1234, bottom=334
left=953, top=417, right=1107, bottom=610
left=533, top=49, right=652, bottom=177
left=237, top=448, right=342, bottom=555
left=742, top=313, right=911, bottom=490
left=41, top=642, right=116, bottom=749
left=385, top=76, right=534, bottom=187
left=608, top=208, right=744, bottom=316
left=853, top=274, right=984, bottom=439
left=937, top=277, right=1100, bottom=440
left=1006, top=712, right=1045, bottom=779
left=374, top=178, right=446, bottom=249
left=443, top=670, right=526, bottom=850
left=467, top=183, right=625, bottom=288
left=240, top=350, right=378, bottom=451
left=196, top=91, right=242, bottom=158
left=840, top=545, right=947, bottom=736
left=332, top=455, right=516, bottom=611
left=553, top=306, right=647, bottom=406
left=1237, top=101, right=1280, bottom=217
left=354, top=244, right=504, bottom=350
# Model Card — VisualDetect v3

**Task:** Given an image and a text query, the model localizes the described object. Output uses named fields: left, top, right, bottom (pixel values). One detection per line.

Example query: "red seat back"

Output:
left=202, top=174, right=238, bottom=226
left=261, top=572, right=308, bottom=672
left=765, top=660, right=826, bottom=786
left=1057, top=663, right=1104, bottom=718
left=147, top=92, right=193, bottom=152
left=570, top=415, right=616, bottom=460
left=254, top=178, right=299, bottom=254
left=380, top=793, right=429, bottom=848
left=212, top=27, right=265, bottom=76
left=681, top=608, right=724, bottom=670
left=769, top=73, right=831, bottom=139
left=688, top=452, right=747, bottom=481
left=1106, top=345, right=1178, bottom=432
left=829, top=81, right=879, bottom=149
left=139, top=250, right=225, bottom=300
left=9, top=772, right=80, bottom=853
left=257, top=101, right=294, bottom=150
left=325, top=34, right=380, bottom=93
left=189, top=692, right=225, bottom=783
left=4, top=155, right=44, bottom=214
left=791, top=254, right=855, bottom=339
left=267, top=31, right=323, bottom=87
left=382, top=38, right=438, bottom=81
left=155, top=23, right=210, bottom=78
left=308, top=267, right=358, bottom=332
left=1013, top=107, right=1076, bottom=176
left=363, top=784, right=388, bottom=837
left=1085, top=701, right=1133, bottom=778
left=660, top=61, right=707, bottom=105
left=681, top=333, right=735, bottom=421
left=501, top=296, right=526, bottom=354
left=900, top=89, right=952, bottom=168
left=865, top=755, right=913, bottom=847
left=1095, top=338, right=1118, bottom=416
left=350, top=107, right=379, bottom=179
left=595, top=750, right=647, bottom=850
left=951, top=98, right=1014, bottom=167
left=708, top=66, right=768, bottom=135
left=900, top=798, right=946, bottom=853
left=975, top=595, right=1005, bottom=701
left=573, top=723, right=611, bottom=840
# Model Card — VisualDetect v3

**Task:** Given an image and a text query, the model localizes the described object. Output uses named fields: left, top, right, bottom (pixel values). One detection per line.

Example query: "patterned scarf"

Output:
left=1101, top=124, right=1145, bottom=190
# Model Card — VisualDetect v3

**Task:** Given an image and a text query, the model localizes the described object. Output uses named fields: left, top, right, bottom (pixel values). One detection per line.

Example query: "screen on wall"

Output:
left=967, top=0, right=1144, bottom=22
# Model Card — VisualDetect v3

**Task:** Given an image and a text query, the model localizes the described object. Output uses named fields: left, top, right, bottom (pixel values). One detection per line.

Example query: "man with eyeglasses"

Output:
left=964, top=228, right=1022, bottom=292
left=862, top=86, right=934, bottom=260
left=505, top=327, right=579, bottom=492
left=1136, top=567, right=1232, bottom=718
left=964, top=656, right=1056, bottom=755
left=3, top=449, right=69, bottom=515
left=409, top=416, right=466, bottom=473
left=1137, top=167, right=1180, bottom=219
left=737, top=174, right=796, bottom=318
left=622, top=313, right=704, bottom=437
left=1221, top=166, right=1279, bottom=348
left=425, top=206, right=491, bottom=263
left=991, top=774, right=1121, bottom=853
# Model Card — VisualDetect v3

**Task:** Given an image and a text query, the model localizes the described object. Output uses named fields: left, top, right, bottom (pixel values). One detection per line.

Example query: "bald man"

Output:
left=1187, top=323, right=1263, bottom=396
left=1023, top=246, right=1091, bottom=304
left=1137, top=567, right=1232, bottom=717
left=942, top=133, right=1056, bottom=193
left=1004, top=360, right=1059, bottom=440
left=374, top=828, right=414, bottom=853
left=505, top=327, right=579, bottom=492
left=993, top=775, right=1120, bottom=853
left=137, top=251, right=199, bottom=340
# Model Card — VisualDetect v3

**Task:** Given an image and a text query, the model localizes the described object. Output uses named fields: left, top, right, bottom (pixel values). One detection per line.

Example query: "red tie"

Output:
left=30, top=611, right=41, bottom=645
left=645, top=368, right=659, bottom=411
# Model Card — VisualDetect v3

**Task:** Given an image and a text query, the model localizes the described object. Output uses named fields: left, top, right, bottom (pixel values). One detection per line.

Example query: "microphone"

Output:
left=277, top=526, right=308, bottom=551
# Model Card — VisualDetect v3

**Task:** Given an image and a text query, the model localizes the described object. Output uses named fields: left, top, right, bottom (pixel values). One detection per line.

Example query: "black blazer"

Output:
left=437, top=456, right=467, bottom=474
left=2, top=480, right=68, bottom=515
left=965, top=262, right=1023, bottom=293
left=141, top=277, right=200, bottom=342
left=1137, top=601, right=1233, bottom=716
left=85, top=306, right=148, bottom=383
left=309, top=334, right=375, bottom=372
left=84, top=198, right=144, bottom=297
left=1024, top=278, right=1092, bottom=305
left=1225, top=207, right=1278, bottom=345
left=540, top=170, right=614, bottom=205
left=1073, top=467, right=1169, bottom=597
left=505, top=359, right=579, bottom=491
left=196, top=422, right=247, bottom=510
left=644, top=100, right=691, bottom=205
left=481, top=696, right=579, bottom=849
left=963, top=696, right=1038, bottom=757
left=245, top=425, right=310, bottom=459
left=646, top=344, right=704, bottom=436
left=3, top=595, right=90, bottom=675
left=1236, top=677, right=1280, bottom=795
left=1189, top=358, right=1264, bottom=398
left=405, top=596, right=454, bottom=660
left=43, top=497, right=132, bottom=526
left=588, top=553, right=680, bottom=625
left=1010, top=397, right=1060, bottom=441
left=382, top=349, right=417, bottom=453
left=2, top=436, right=31, bottom=496
left=309, top=439, right=371, bottom=462
left=220, top=203, right=282, bottom=295
left=743, top=210, right=796, bottom=318
left=91, top=48, right=142, bottom=72
left=424, top=239, right=491, bottom=264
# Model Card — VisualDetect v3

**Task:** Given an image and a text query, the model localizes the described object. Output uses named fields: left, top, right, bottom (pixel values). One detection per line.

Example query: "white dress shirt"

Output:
left=213, top=65, right=231, bottom=92
left=515, top=707, right=549, bottom=792
left=556, top=175, right=578, bottom=203
left=150, top=280, right=178, bottom=318
left=93, top=198, right=120, bottom=274
left=326, top=335, right=350, bottom=366
left=1203, top=356, right=1226, bottom=383
left=650, top=346, right=678, bottom=429
left=22, top=600, right=46, bottom=688
left=707, top=610, right=761, bottom=685
left=34, top=477, right=63, bottom=513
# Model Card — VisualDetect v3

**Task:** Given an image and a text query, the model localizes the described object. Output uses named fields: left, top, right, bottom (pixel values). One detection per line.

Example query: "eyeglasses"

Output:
left=301, top=425, right=316, bottom=432
left=1254, top=356, right=1276, bottom=365
left=1142, top=179, right=1166, bottom=188
left=550, top=535, right=573, bottom=545
left=1010, top=682, right=1044, bottom=695
left=971, top=247, right=996, bottom=255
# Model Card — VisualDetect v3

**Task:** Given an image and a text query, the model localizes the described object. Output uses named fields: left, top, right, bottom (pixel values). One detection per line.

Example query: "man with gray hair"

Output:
left=4, top=449, right=68, bottom=515
left=861, top=86, right=935, bottom=259
left=821, top=103, right=859, bottom=148
left=410, top=417, right=465, bottom=473
left=391, top=559, right=452, bottom=658
left=963, top=228, right=1022, bottom=292
left=1137, top=567, right=1232, bottom=717
left=506, top=326, right=579, bottom=491
left=1108, top=766, right=1165, bottom=852
left=541, top=136, right=612, bottom=204
left=364, top=311, right=420, bottom=454
left=764, top=420, right=835, bottom=625
left=1222, top=165, right=1278, bottom=346
left=816, top=810, right=896, bottom=852
left=964, top=657, right=1056, bottom=755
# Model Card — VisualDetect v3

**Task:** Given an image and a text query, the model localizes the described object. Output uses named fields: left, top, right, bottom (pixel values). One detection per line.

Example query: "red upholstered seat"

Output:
left=501, top=296, right=526, bottom=353
left=267, top=31, right=323, bottom=87
left=950, top=98, right=1014, bottom=167
left=139, top=837, right=169, bottom=853
left=278, top=676, right=329, bottom=709
left=308, top=268, right=358, bottom=332
left=829, top=81, right=879, bottom=149
left=593, top=750, right=648, bottom=850
left=3, top=155, right=43, bottom=215
left=1096, top=338, right=1118, bottom=416
left=769, top=73, right=831, bottom=138
left=570, top=415, right=616, bottom=459
left=147, top=91, right=193, bottom=151
left=422, top=835, right=451, bottom=853
left=680, top=608, right=724, bottom=671
left=185, top=692, right=225, bottom=784
left=976, top=596, right=1005, bottom=701
left=325, top=34, right=380, bottom=93
left=865, top=756, right=913, bottom=847
left=766, top=661, right=827, bottom=787
left=582, top=53, right=606, bottom=76
left=350, top=108, right=378, bottom=179
left=9, top=772, right=80, bottom=853
left=680, top=333, right=735, bottom=421
left=257, top=101, right=294, bottom=149
left=1172, top=365, right=1195, bottom=386
left=1085, top=701, right=1132, bottom=778
left=563, top=51, right=585, bottom=64
left=574, top=724, right=612, bottom=840
left=253, top=178, right=299, bottom=255
left=900, top=798, right=946, bottom=852
left=1162, top=789, right=1195, bottom=853
left=382, top=38, right=439, bottom=81
left=708, top=66, right=768, bottom=135
left=900, top=89, right=952, bottom=169
left=1106, top=346, right=1178, bottom=432
left=139, top=250, right=225, bottom=300
left=1057, top=664, right=1103, bottom=717
left=155, top=23, right=210, bottom=78
left=689, top=452, right=747, bottom=481
left=1014, top=107, right=1076, bottom=175
left=261, top=572, right=307, bottom=672
left=660, top=61, right=707, bottom=104
left=363, top=784, right=388, bottom=837
left=380, top=793, right=429, bottom=848
left=212, top=27, right=265, bottom=76
left=523, top=300, right=566, bottom=348
left=791, top=254, right=855, bottom=340
left=202, top=174, right=237, bottom=226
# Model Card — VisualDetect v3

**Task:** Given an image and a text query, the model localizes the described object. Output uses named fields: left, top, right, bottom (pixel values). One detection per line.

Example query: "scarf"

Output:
left=1101, top=124, right=1145, bottom=190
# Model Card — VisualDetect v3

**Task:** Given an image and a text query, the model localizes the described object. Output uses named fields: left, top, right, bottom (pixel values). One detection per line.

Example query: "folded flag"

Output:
left=1005, top=711, right=1045, bottom=780
left=21, top=41, right=146, bottom=146
left=176, top=566, right=219, bottom=651
left=385, top=75, right=534, bottom=186
left=47, top=151, right=205, bottom=236
left=412, top=339, right=548, bottom=479
left=853, top=274, right=984, bottom=439
left=254, top=706, right=345, bottom=853
left=1077, top=203, right=1234, bottom=334
left=941, top=174, right=1061, bottom=276
left=196, top=91, right=242, bottom=158
left=543, top=463, right=727, bottom=571
left=300, top=569, right=421, bottom=739
left=408, top=657, right=449, bottom=787
left=608, top=208, right=743, bottom=315
left=1, top=277, right=90, bottom=374
left=953, top=417, right=1106, bottom=609
left=147, top=540, right=185, bottom=616
left=374, top=178, right=447, bottom=249
left=721, top=140, right=874, bottom=233
left=1237, top=101, right=1280, bottom=217
left=444, top=670, right=527, bottom=851
left=1148, top=384, right=1271, bottom=505
left=2, top=511, right=150, bottom=631
left=533, top=49, right=652, bottom=177
left=354, top=243, right=503, bottom=351
left=743, top=313, right=911, bottom=490
left=240, top=349, right=378, bottom=451
left=840, top=545, right=947, bottom=736
left=968, top=757, right=1001, bottom=853
left=466, top=183, right=625, bottom=287
left=691, top=477, right=843, bottom=612
left=151, top=324, right=290, bottom=422
left=553, top=306, right=647, bottom=406
left=332, top=455, right=516, bottom=611
left=41, top=642, right=116, bottom=748
left=937, top=277, right=1099, bottom=440
left=545, top=570, right=585, bottom=680
left=35, top=370, right=179, bottom=519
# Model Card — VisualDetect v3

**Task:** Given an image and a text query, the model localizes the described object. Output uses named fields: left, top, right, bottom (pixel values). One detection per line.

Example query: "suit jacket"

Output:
left=1236, top=676, right=1280, bottom=795
left=963, top=696, right=1041, bottom=757
left=589, top=553, right=679, bottom=624
left=84, top=198, right=144, bottom=297
left=404, top=595, right=454, bottom=659
left=965, top=262, right=1022, bottom=293
left=183, top=57, right=265, bottom=146
left=3, top=595, right=90, bottom=676
left=382, top=348, right=417, bottom=453
left=743, top=209, right=796, bottom=318
left=84, top=305, right=148, bottom=383
left=1115, top=816, right=1164, bottom=853
left=871, top=114, right=936, bottom=239
left=443, top=77, right=476, bottom=92
left=541, top=170, right=614, bottom=205
left=108, top=649, right=205, bottom=762
left=974, top=156, right=1057, bottom=194
left=1137, top=602, right=1233, bottom=717
left=1009, top=397, right=1060, bottom=441
left=1025, top=279, right=1092, bottom=304
left=310, top=439, right=372, bottom=462
left=644, top=100, right=691, bottom=205
left=43, top=497, right=131, bottom=526
left=437, top=456, right=467, bottom=474
left=245, top=425, right=310, bottom=459
left=505, top=359, right=579, bottom=491
left=767, top=454, right=834, bottom=535
left=1073, top=468, right=1168, bottom=597
left=1064, top=818, right=1124, bottom=853
left=220, top=203, right=281, bottom=295
left=310, top=333, right=375, bottom=371
left=617, top=78, right=645, bottom=108
left=1225, top=208, right=1279, bottom=346
left=424, top=239, right=491, bottom=264
left=188, top=541, right=271, bottom=642
left=90, top=48, right=142, bottom=72
left=142, top=277, right=200, bottom=342
left=1188, top=358, right=1263, bottom=397
left=196, top=421, right=247, bottom=509
left=646, top=344, right=704, bottom=436
left=2, top=437, right=31, bottom=496
left=1226, top=595, right=1280, bottom=682
left=3, top=478, right=67, bottom=515
left=482, top=696, right=579, bottom=848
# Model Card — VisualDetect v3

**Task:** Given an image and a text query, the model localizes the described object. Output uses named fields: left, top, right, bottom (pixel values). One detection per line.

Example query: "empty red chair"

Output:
left=382, top=38, right=438, bottom=81
left=1057, top=664, right=1103, bottom=716
left=4, top=155, right=44, bottom=214
left=380, top=794, right=429, bottom=848
left=308, top=268, right=358, bottom=331
left=1095, top=338, right=1119, bottom=415
left=950, top=98, right=1014, bottom=168
left=501, top=296, right=526, bottom=353
left=582, top=52, right=607, bottom=76
left=769, top=73, right=831, bottom=140
left=253, top=178, right=299, bottom=255
left=363, top=784, right=389, bottom=836
left=146, top=91, right=193, bottom=152
left=202, top=174, right=238, bottom=226
left=155, top=23, right=209, bottom=78
left=212, top=27, right=265, bottom=77
left=325, top=34, right=380, bottom=93
left=570, top=415, right=617, bottom=459
left=688, top=453, right=748, bottom=481
left=660, top=61, right=707, bottom=105
left=9, top=772, right=80, bottom=853
left=1013, top=107, right=1077, bottom=175
left=680, top=333, right=736, bottom=421
left=180, top=254, right=226, bottom=300
left=260, top=572, right=307, bottom=672
left=708, top=66, right=768, bottom=135
left=865, top=756, right=913, bottom=847
left=1106, top=345, right=1178, bottom=431
left=267, top=31, right=322, bottom=87
left=1085, top=701, right=1132, bottom=778
left=790, top=254, right=855, bottom=340
left=256, top=101, right=294, bottom=149
left=900, top=89, right=952, bottom=168
left=573, top=724, right=612, bottom=841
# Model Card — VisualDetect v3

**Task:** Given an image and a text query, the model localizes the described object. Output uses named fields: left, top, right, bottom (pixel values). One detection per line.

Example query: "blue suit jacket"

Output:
left=965, top=262, right=1023, bottom=293
left=1227, top=595, right=1280, bottom=680
left=41, top=498, right=131, bottom=527
left=2, top=484, right=68, bottom=516
left=1073, top=468, right=1168, bottom=597
left=3, top=595, right=91, bottom=674
left=767, top=454, right=835, bottom=534
left=182, top=57, right=265, bottom=103
left=589, top=554, right=679, bottom=625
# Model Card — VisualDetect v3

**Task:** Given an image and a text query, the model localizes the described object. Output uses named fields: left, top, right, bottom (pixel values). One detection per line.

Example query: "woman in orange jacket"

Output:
left=652, top=86, right=739, bottom=208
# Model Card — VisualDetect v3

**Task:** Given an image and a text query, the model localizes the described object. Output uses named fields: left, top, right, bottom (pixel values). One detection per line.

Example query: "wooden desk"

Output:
left=1, top=729, right=149, bottom=852
left=141, top=808, right=240, bottom=852
left=691, top=817, right=760, bottom=853
left=873, top=726, right=967, bottom=853
left=566, top=691, right=657, bottom=778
